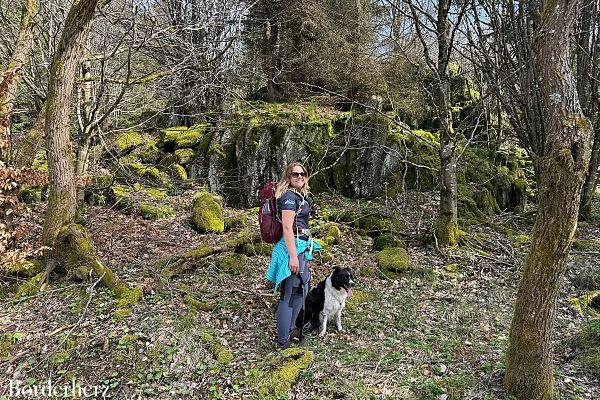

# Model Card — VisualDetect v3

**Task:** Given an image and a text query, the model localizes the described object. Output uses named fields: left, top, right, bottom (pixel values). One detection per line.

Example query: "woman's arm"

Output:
left=281, top=209, right=299, bottom=274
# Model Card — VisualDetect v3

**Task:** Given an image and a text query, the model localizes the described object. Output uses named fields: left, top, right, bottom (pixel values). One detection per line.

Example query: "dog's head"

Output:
left=330, top=267, right=354, bottom=296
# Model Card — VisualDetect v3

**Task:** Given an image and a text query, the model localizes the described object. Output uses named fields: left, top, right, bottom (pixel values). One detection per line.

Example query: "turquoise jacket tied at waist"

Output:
left=266, top=237, right=322, bottom=291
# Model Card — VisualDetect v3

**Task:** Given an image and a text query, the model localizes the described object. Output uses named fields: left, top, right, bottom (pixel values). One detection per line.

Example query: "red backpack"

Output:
left=258, top=181, right=283, bottom=243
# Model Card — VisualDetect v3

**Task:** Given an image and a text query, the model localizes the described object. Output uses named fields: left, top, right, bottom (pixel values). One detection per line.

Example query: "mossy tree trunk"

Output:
left=504, top=0, right=593, bottom=398
left=576, top=0, right=600, bottom=220
left=42, top=0, right=104, bottom=248
left=0, top=0, right=37, bottom=162
left=433, top=0, right=459, bottom=246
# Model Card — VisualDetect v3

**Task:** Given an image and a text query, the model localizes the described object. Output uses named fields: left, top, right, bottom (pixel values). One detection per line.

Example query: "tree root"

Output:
left=157, top=229, right=262, bottom=280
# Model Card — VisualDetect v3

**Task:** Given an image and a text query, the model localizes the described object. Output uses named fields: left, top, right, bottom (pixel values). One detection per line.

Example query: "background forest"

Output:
left=1, top=0, right=600, bottom=399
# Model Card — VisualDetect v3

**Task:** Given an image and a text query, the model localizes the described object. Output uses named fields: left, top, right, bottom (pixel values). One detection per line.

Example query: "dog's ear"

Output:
left=333, top=267, right=341, bottom=271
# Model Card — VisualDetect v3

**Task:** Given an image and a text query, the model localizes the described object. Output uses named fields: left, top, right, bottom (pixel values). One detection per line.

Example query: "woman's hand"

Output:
left=289, top=255, right=299, bottom=274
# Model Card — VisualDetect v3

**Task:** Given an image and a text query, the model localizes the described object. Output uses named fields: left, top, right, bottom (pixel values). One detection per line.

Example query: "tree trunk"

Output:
left=580, top=129, right=600, bottom=219
left=434, top=0, right=459, bottom=246
left=504, top=0, right=593, bottom=398
left=14, top=102, right=45, bottom=168
left=0, top=0, right=37, bottom=162
left=42, top=0, right=103, bottom=248
left=264, top=18, right=278, bottom=102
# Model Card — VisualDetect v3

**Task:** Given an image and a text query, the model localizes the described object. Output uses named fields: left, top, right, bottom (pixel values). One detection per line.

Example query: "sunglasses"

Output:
left=290, top=172, right=306, bottom=178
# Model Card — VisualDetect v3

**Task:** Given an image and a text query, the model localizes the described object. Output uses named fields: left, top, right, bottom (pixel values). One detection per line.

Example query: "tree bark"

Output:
left=0, top=0, right=37, bottom=162
left=504, top=0, right=593, bottom=398
left=42, top=0, right=103, bottom=248
left=433, top=0, right=459, bottom=246
left=14, top=101, right=45, bottom=168
left=580, top=129, right=600, bottom=219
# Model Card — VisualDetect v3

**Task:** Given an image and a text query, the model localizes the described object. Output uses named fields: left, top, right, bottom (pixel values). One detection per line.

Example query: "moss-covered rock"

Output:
left=108, top=185, right=135, bottom=209
left=224, top=214, right=248, bottom=231
left=237, top=242, right=273, bottom=256
left=138, top=140, right=163, bottom=164
left=191, top=191, right=225, bottom=233
left=3, top=259, right=44, bottom=278
left=112, top=131, right=145, bottom=153
left=257, top=348, right=314, bottom=397
left=17, top=187, right=42, bottom=204
left=142, top=187, right=167, bottom=200
left=377, top=246, right=414, bottom=276
left=323, top=222, right=342, bottom=244
left=174, top=148, right=195, bottom=164
left=373, top=232, right=403, bottom=251
left=160, top=124, right=208, bottom=150
left=169, top=163, right=187, bottom=181
left=345, top=289, right=373, bottom=310
left=220, top=253, right=248, bottom=275
left=139, top=204, right=176, bottom=220
left=200, top=330, right=234, bottom=365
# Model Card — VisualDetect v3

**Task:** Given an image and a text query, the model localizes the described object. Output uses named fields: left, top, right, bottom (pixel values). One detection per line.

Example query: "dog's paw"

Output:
left=318, top=329, right=326, bottom=337
left=337, top=327, right=344, bottom=333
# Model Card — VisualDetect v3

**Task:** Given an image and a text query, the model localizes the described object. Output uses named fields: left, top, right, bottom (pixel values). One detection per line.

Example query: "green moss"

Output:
left=169, top=163, right=187, bottom=181
left=16, top=270, right=45, bottom=298
left=224, top=214, right=248, bottom=231
left=139, top=203, right=176, bottom=220
left=110, top=185, right=134, bottom=209
left=129, top=162, right=164, bottom=184
left=4, top=259, right=44, bottom=278
left=113, top=131, right=145, bottom=152
left=0, top=333, right=16, bottom=358
left=114, top=308, right=132, bottom=319
left=323, top=222, right=342, bottom=244
left=237, top=242, right=273, bottom=256
left=345, top=289, right=373, bottom=310
left=258, top=348, right=314, bottom=396
left=377, top=247, right=414, bottom=276
left=474, top=188, right=500, bottom=216
left=32, top=150, right=47, bottom=172
left=220, top=253, right=248, bottom=275
left=444, top=263, right=460, bottom=273
left=513, top=234, right=530, bottom=247
left=435, top=216, right=463, bottom=247
left=142, top=187, right=167, bottom=200
left=372, top=233, right=403, bottom=251
left=17, top=187, right=42, bottom=204
left=199, top=329, right=234, bottom=365
left=138, top=140, right=163, bottom=164
left=116, top=286, right=143, bottom=308
left=174, top=148, right=195, bottom=164
left=572, top=239, right=600, bottom=251
left=161, top=124, right=208, bottom=149
left=191, top=191, right=225, bottom=233
left=183, top=295, right=216, bottom=312
left=568, top=291, right=600, bottom=314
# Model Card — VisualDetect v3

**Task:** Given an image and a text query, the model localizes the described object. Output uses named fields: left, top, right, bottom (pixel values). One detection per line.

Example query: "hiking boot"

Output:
left=277, top=340, right=290, bottom=350
left=289, top=328, right=301, bottom=341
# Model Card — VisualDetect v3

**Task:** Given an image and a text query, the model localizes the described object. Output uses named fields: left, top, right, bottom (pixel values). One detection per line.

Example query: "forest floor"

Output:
left=1, top=189, right=599, bottom=400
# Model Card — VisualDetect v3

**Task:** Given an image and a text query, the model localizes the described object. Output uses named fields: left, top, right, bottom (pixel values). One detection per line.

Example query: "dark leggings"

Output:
left=275, top=252, right=310, bottom=346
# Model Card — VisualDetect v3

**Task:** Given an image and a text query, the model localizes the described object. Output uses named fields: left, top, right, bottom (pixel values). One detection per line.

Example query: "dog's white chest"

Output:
left=323, top=284, right=347, bottom=320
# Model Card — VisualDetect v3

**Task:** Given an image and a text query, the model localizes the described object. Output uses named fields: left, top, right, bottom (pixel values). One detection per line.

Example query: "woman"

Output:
left=266, top=162, right=321, bottom=349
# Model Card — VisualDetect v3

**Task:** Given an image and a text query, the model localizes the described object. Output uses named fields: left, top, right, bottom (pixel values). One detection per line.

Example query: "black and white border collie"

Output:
left=296, top=267, right=355, bottom=336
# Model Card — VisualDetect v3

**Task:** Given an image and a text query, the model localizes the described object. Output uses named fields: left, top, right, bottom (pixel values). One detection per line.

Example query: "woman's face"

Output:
left=289, top=166, right=306, bottom=190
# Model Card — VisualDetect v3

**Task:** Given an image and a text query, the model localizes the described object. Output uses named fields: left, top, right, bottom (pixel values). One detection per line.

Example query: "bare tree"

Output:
left=0, top=0, right=37, bottom=163
left=504, top=0, right=593, bottom=397
left=577, top=0, right=600, bottom=219
left=400, top=0, right=469, bottom=245
left=42, top=0, right=107, bottom=248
